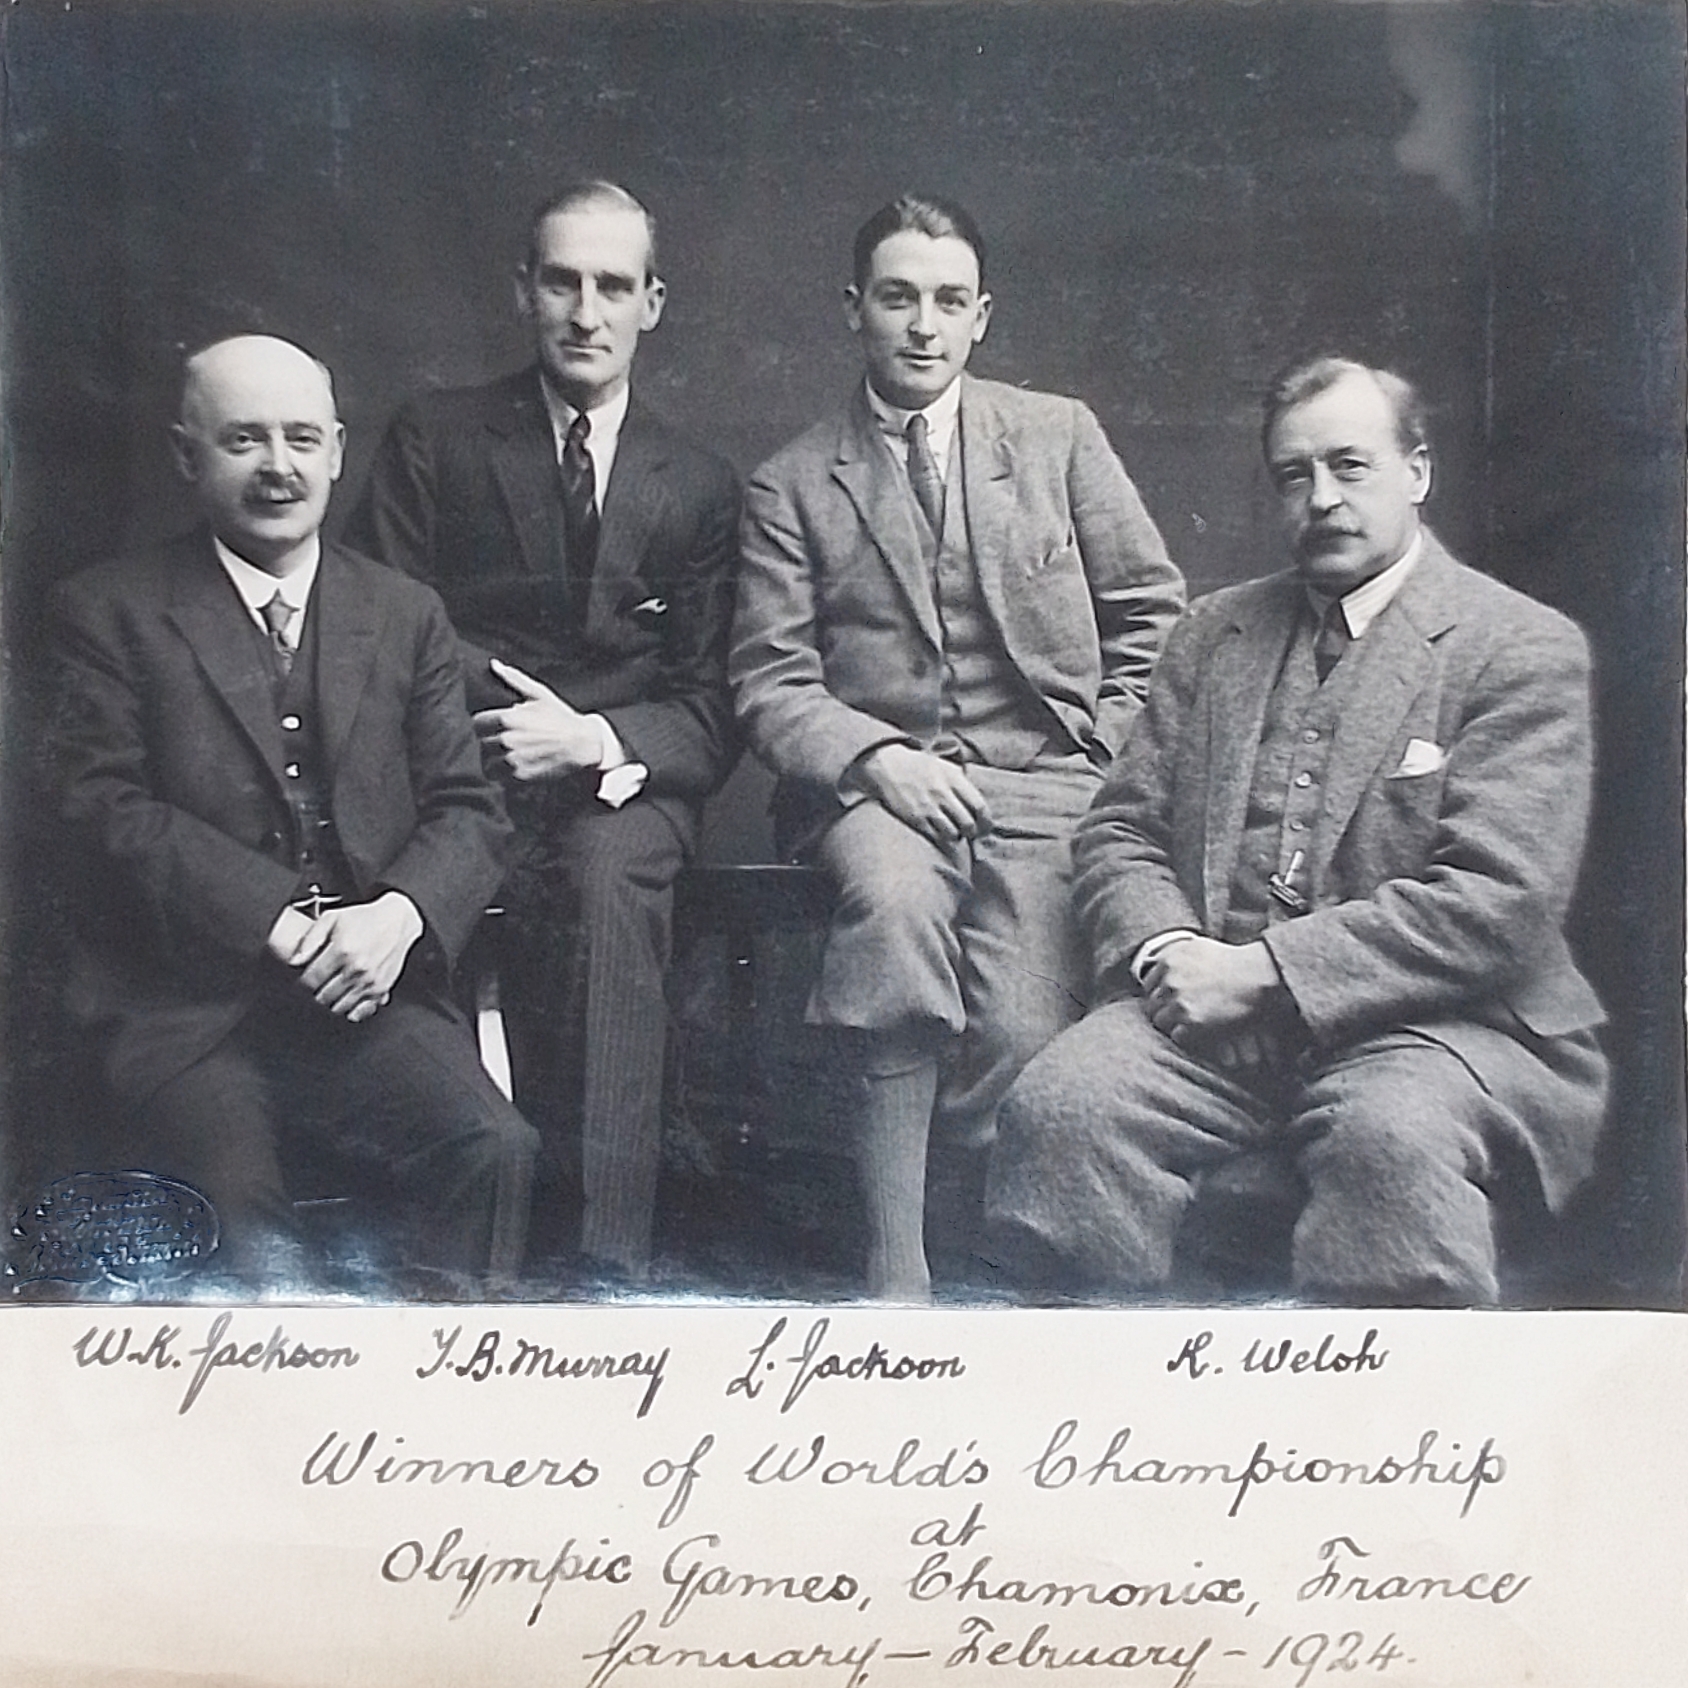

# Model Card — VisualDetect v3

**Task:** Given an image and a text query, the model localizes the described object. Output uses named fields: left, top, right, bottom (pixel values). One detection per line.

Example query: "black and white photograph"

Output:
left=1, top=0, right=1682, bottom=1313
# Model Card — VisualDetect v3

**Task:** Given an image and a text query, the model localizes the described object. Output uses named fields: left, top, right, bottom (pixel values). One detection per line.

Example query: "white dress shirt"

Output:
left=865, top=375, right=963, bottom=478
left=539, top=375, right=632, bottom=512
left=534, top=377, right=646, bottom=807
left=215, top=535, right=320, bottom=646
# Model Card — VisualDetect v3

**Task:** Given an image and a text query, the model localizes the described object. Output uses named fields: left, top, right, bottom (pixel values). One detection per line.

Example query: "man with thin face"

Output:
left=349, top=182, right=739, bottom=1283
left=50, top=334, right=537, bottom=1289
left=732, top=194, right=1185, bottom=1300
left=989, top=356, right=1609, bottom=1306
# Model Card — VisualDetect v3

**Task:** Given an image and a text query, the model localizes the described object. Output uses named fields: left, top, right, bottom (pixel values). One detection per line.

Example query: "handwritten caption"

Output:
left=63, top=1311, right=1535, bottom=1685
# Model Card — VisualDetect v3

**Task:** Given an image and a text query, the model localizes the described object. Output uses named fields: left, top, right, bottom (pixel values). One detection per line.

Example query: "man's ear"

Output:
left=169, top=425, right=198, bottom=483
left=971, top=291, right=994, bottom=345
left=328, top=421, right=347, bottom=484
left=640, top=274, right=667, bottom=332
left=1408, top=444, right=1432, bottom=505
left=513, top=265, right=535, bottom=321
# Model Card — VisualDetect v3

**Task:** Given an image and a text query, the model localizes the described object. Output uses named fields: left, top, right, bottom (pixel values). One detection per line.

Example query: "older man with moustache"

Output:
left=989, top=355, right=1608, bottom=1305
left=49, top=335, right=538, bottom=1290
left=349, top=182, right=739, bottom=1281
left=732, top=194, right=1184, bottom=1299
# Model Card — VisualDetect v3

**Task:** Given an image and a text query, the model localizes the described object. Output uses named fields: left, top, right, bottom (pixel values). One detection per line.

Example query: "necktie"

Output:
left=905, top=412, right=946, bottom=537
left=560, top=411, right=600, bottom=619
left=1313, top=597, right=1351, bottom=684
left=260, top=591, right=299, bottom=674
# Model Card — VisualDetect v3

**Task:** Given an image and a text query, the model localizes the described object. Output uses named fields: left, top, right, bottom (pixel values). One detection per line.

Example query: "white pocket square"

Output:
left=1389, top=737, right=1447, bottom=778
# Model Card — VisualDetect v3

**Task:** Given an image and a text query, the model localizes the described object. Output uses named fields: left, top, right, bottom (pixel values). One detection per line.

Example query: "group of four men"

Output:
left=48, top=182, right=1607, bottom=1303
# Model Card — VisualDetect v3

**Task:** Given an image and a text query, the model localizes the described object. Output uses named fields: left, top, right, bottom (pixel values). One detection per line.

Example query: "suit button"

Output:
left=1301, top=728, right=1320, bottom=744
left=284, top=762, right=301, bottom=778
left=281, top=714, right=302, bottom=731
left=1288, top=818, right=1307, bottom=833
left=261, top=830, right=284, bottom=851
left=1294, top=771, right=1314, bottom=788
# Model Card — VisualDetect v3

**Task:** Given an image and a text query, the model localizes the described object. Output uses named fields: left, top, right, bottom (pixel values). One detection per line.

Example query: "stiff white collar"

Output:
left=865, top=374, right=963, bottom=470
left=214, top=534, right=320, bottom=630
left=1309, top=529, right=1424, bottom=639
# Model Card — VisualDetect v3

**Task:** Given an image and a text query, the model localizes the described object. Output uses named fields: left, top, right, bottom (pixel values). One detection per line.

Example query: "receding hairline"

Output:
left=178, top=335, right=339, bottom=426
left=525, top=180, right=660, bottom=281
left=1262, top=355, right=1429, bottom=458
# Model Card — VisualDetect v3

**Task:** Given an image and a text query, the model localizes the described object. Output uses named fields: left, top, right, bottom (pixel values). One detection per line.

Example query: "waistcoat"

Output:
left=915, top=436, right=1055, bottom=769
left=1222, top=612, right=1363, bottom=943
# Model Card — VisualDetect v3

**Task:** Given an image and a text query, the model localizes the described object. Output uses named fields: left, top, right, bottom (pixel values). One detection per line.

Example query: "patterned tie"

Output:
left=560, top=411, right=600, bottom=620
left=905, top=412, right=946, bottom=537
left=260, top=591, right=299, bottom=674
left=1313, top=597, right=1351, bottom=684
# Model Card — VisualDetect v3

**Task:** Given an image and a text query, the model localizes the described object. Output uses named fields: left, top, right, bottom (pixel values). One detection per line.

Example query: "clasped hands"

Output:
left=1143, top=933, right=1298, bottom=1075
left=855, top=742, right=992, bottom=848
left=473, top=657, right=606, bottom=781
left=266, top=890, right=424, bottom=1024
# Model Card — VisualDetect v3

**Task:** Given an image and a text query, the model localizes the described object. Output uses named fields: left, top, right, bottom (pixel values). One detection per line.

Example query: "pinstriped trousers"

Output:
left=498, top=794, right=690, bottom=1273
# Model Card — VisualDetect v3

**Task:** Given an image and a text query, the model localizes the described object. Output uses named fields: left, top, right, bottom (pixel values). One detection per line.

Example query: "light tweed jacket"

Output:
left=1074, top=532, right=1607, bottom=1204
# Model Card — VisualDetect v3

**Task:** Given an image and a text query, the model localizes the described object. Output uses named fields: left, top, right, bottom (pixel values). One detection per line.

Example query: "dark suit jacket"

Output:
left=345, top=368, right=740, bottom=818
left=731, top=375, right=1184, bottom=845
left=49, top=532, right=513, bottom=1102
left=1073, top=532, right=1607, bottom=1202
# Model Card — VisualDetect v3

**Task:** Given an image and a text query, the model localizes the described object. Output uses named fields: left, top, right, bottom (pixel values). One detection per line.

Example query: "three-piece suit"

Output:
left=989, top=534, right=1608, bottom=1301
left=346, top=369, right=739, bottom=1270
left=50, top=533, right=538, bottom=1283
left=731, top=374, right=1184, bottom=1142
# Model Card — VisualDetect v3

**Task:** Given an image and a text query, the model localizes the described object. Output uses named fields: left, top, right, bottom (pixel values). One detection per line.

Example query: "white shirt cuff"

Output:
left=1130, top=929, right=1199, bottom=988
left=588, top=715, right=648, bottom=809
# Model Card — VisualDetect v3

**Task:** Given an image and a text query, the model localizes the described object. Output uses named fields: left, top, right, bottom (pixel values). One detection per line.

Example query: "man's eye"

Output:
left=1334, top=459, right=1371, bottom=481
left=1273, top=467, right=1309, bottom=491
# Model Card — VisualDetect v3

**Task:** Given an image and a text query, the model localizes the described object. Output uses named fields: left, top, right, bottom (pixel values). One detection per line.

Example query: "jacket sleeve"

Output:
left=50, top=576, right=301, bottom=963
left=731, top=461, right=914, bottom=786
left=1068, top=402, right=1186, bottom=760
left=598, top=455, right=742, bottom=800
left=367, top=586, right=514, bottom=967
left=342, top=401, right=503, bottom=696
left=1071, top=602, right=1212, bottom=994
left=1261, top=613, right=1598, bottom=1046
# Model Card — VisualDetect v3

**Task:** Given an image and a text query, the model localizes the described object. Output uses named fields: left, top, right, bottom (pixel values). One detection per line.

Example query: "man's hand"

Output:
left=265, top=903, right=314, bottom=966
left=278, top=891, right=425, bottom=1022
left=473, top=658, right=603, bottom=781
left=854, top=743, right=991, bottom=847
left=1144, top=935, right=1287, bottom=1044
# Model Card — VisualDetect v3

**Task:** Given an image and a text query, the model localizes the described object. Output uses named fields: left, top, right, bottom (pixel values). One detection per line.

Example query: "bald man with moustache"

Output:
left=49, top=334, right=538, bottom=1291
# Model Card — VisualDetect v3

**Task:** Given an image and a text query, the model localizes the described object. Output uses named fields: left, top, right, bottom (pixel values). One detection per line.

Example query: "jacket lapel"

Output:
left=1201, top=578, right=1302, bottom=930
left=591, top=402, right=672, bottom=636
left=957, top=376, right=1016, bottom=650
left=830, top=386, right=941, bottom=650
left=312, top=545, right=387, bottom=779
left=486, top=369, right=565, bottom=578
left=165, top=533, right=287, bottom=786
left=1308, top=540, right=1456, bottom=893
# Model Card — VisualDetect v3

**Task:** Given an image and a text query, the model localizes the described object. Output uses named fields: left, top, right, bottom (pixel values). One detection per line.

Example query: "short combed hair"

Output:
left=525, top=179, right=659, bottom=280
left=1261, top=355, right=1429, bottom=457
left=852, top=193, right=987, bottom=290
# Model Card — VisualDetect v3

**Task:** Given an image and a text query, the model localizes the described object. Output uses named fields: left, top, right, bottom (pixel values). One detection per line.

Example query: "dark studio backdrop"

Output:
left=1, top=0, right=1682, bottom=1301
